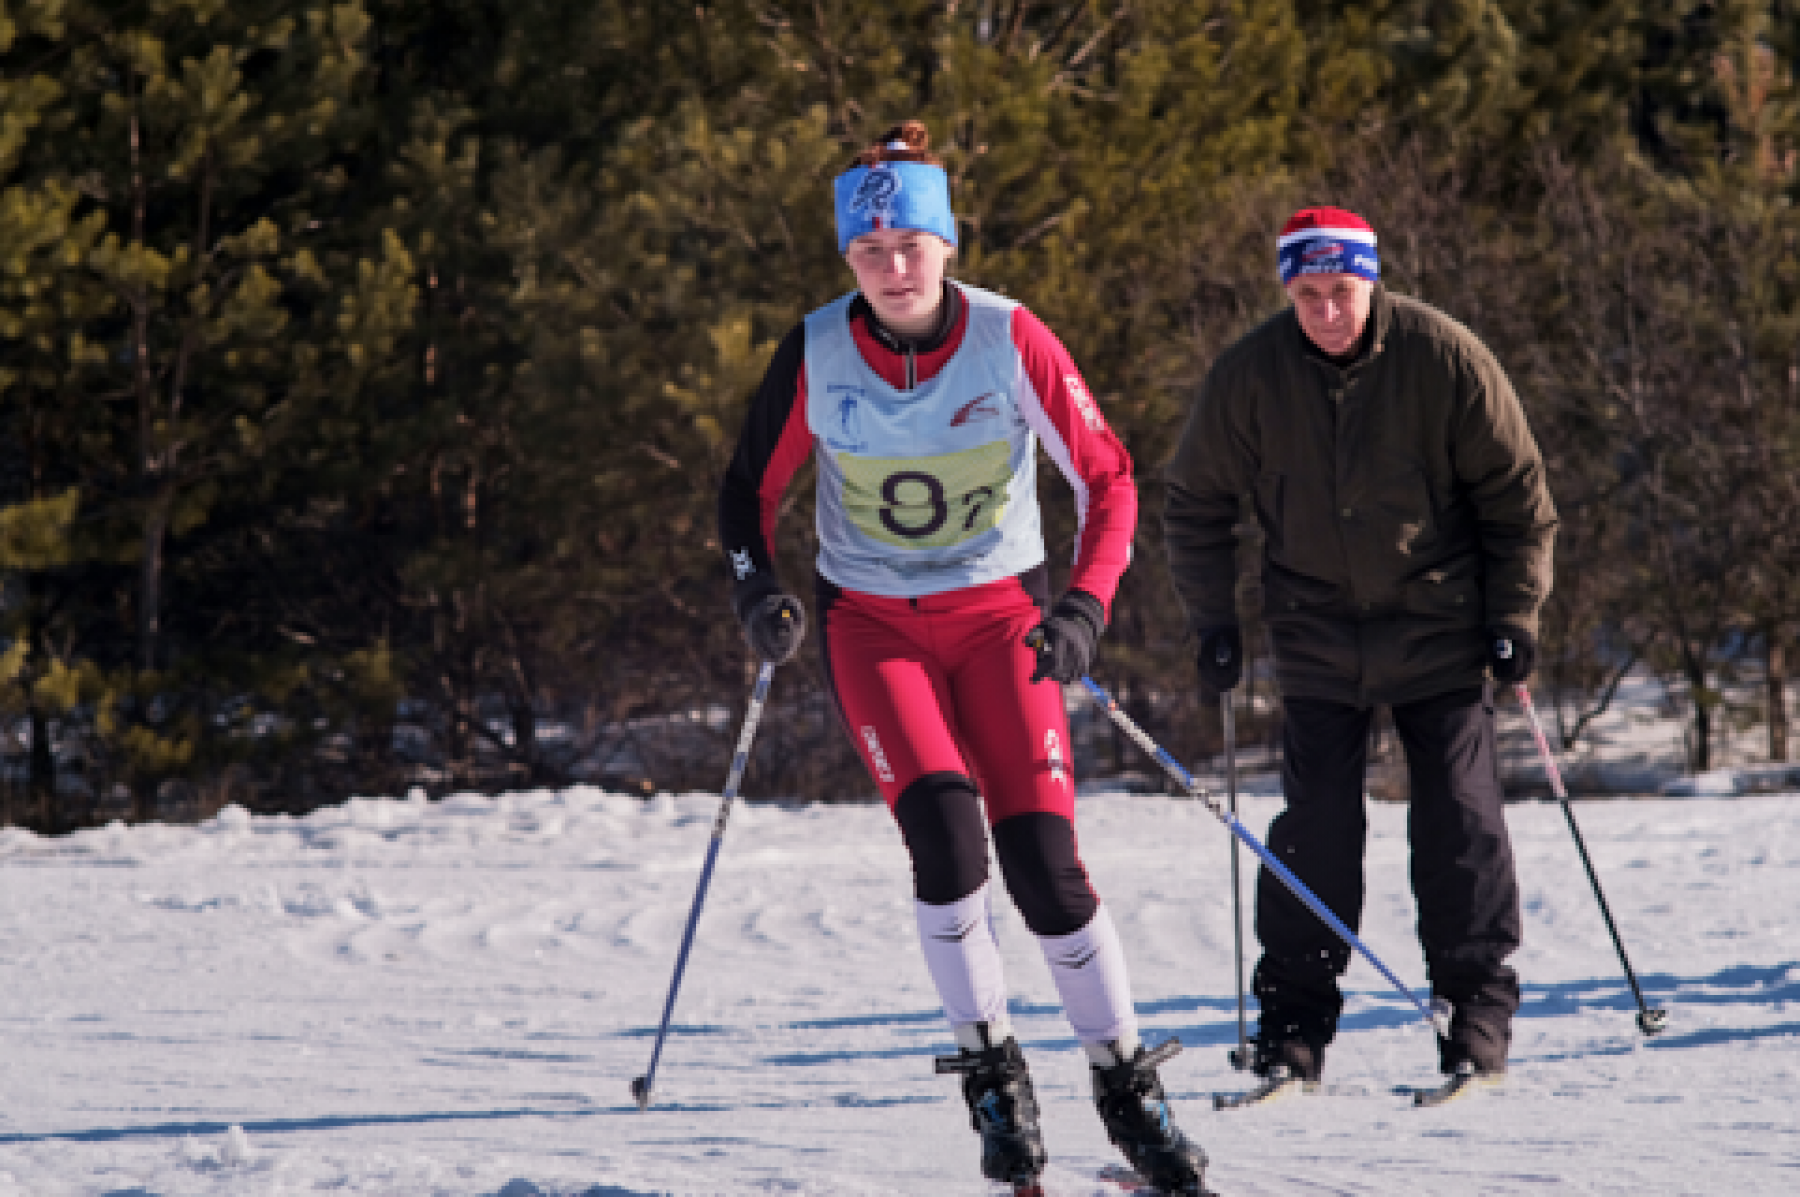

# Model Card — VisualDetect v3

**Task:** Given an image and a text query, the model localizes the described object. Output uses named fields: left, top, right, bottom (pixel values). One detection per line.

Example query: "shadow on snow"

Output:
left=3, top=1094, right=941, bottom=1150
left=0, top=1107, right=584, bottom=1146
left=723, top=960, right=1800, bottom=1066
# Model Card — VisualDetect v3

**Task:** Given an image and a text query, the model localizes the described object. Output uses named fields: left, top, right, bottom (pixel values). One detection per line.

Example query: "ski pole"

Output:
left=1221, top=691, right=1251, bottom=1070
left=632, top=658, right=779, bottom=1110
left=1076, top=676, right=1449, bottom=1042
left=1514, top=684, right=1668, bottom=1036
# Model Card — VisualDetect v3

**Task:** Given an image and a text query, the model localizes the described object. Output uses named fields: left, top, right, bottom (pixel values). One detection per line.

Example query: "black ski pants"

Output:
left=1253, top=683, right=1522, bottom=1071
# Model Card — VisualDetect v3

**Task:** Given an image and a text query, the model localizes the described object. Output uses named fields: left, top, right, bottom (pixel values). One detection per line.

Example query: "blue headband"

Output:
left=833, top=161, right=957, bottom=253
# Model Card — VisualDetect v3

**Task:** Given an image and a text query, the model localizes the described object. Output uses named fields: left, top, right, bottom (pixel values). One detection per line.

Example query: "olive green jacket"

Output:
left=1163, top=286, right=1557, bottom=706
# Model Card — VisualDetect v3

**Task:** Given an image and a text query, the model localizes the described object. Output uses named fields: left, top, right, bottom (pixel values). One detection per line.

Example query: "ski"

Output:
left=1404, top=1063, right=1503, bottom=1107
left=1213, top=1074, right=1379, bottom=1108
left=1214, top=1064, right=1502, bottom=1109
left=1098, top=1162, right=1220, bottom=1195
left=1213, top=1065, right=1311, bottom=1109
left=990, top=1166, right=1199, bottom=1196
left=1095, top=1163, right=1165, bottom=1193
left=1209, top=1065, right=1375, bottom=1108
left=1001, top=1183, right=1045, bottom=1197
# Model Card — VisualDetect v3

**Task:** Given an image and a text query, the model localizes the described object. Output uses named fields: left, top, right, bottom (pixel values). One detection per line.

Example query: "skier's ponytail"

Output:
left=849, top=120, right=943, bottom=169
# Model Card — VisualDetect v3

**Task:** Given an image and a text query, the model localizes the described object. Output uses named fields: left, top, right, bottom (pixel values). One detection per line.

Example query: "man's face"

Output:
left=1285, top=272, right=1374, bottom=357
left=845, top=228, right=952, bottom=334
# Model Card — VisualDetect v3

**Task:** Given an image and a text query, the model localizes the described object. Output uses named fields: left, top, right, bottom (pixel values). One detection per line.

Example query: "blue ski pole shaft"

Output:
left=632, top=659, right=778, bottom=1110
left=1077, top=677, right=1448, bottom=1041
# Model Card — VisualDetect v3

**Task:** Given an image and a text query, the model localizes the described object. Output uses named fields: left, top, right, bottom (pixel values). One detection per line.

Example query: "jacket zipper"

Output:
left=905, top=345, right=916, bottom=390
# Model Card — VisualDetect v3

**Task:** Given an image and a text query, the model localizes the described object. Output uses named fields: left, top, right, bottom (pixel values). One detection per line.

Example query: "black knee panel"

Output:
left=992, top=812, right=1098, bottom=937
left=894, top=773, right=989, bottom=905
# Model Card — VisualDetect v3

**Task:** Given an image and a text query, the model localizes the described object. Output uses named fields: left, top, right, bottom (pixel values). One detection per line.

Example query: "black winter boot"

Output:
left=1434, top=992, right=1513, bottom=1077
left=1246, top=1024, right=1328, bottom=1083
left=1249, top=954, right=1341, bottom=1082
left=1091, top=1039, right=1212, bottom=1196
left=934, top=1032, right=1047, bottom=1184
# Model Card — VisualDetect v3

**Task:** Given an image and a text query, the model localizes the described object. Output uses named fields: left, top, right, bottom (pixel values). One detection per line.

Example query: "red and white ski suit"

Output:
left=718, top=281, right=1142, bottom=1047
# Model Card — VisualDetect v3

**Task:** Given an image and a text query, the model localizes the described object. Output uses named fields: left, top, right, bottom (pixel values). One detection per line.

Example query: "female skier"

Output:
left=716, top=121, right=1210, bottom=1195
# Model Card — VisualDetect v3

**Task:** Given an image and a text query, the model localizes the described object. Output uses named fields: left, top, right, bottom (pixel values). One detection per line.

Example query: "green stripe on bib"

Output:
left=839, top=441, right=1013, bottom=550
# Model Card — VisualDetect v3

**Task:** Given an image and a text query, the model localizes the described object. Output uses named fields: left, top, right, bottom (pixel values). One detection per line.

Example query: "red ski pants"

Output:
left=820, top=572, right=1080, bottom=820
left=817, top=575, right=1078, bottom=823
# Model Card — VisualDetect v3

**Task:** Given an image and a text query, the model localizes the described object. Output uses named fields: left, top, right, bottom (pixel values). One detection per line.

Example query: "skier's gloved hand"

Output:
left=1488, top=625, right=1535, bottom=684
left=1026, top=589, right=1105, bottom=684
left=733, top=575, right=806, bottom=665
left=1195, top=624, right=1243, bottom=702
left=744, top=593, right=806, bottom=664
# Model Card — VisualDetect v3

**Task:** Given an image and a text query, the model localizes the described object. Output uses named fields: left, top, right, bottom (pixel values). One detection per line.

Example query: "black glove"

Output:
left=733, top=575, right=806, bottom=665
left=744, top=593, right=806, bottom=664
left=1488, top=625, right=1535, bottom=684
left=1196, top=624, right=1244, bottom=701
left=1026, top=590, right=1105, bottom=684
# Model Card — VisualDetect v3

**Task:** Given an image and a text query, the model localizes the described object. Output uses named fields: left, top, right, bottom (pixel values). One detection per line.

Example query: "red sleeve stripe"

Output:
left=1007, top=307, right=1137, bottom=613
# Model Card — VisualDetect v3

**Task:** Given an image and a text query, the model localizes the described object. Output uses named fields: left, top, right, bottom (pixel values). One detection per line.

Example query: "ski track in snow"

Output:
left=0, top=787, right=1796, bottom=1195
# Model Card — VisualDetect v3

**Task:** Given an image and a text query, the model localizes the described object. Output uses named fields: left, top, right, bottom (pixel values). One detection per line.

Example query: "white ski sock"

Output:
left=953, top=1017, right=1015, bottom=1053
left=916, top=883, right=1010, bottom=1032
left=1035, top=905, right=1140, bottom=1055
left=1082, top=1032, right=1143, bottom=1068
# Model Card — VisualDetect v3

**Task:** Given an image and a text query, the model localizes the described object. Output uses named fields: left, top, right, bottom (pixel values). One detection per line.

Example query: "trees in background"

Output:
left=1, top=1, right=1797, bottom=824
left=1516, top=7, right=1800, bottom=769
left=0, top=0, right=387, bottom=826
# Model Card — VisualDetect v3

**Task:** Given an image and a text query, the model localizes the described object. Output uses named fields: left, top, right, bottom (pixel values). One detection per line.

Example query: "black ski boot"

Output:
left=1246, top=1028, right=1326, bottom=1082
left=1247, top=990, right=1335, bottom=1082
left=934, top=1031, right=1047, bottom=1186
left=1091, top=1039, right=1212, bottom=1196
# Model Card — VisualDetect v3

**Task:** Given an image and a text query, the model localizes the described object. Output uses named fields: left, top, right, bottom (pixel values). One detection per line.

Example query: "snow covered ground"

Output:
left=2, top=778, right=1798, bottom=1195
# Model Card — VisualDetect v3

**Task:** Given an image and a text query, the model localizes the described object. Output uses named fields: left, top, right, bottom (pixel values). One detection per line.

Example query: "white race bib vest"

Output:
left=806, top=285, right=1045, bottom=596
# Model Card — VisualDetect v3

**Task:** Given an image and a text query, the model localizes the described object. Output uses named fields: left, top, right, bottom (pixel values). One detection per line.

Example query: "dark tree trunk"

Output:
left=24, top=574, right=59, bottom=834
left=1688, top=668, right=1713, bottom=774
left=27, top=704, right=56, bottom=834
left=1769, top=629, right=1789, bottom=763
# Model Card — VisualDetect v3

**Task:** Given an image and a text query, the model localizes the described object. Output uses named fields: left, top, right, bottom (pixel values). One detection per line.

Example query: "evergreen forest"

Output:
left=2, top=0, right=1798, bottom=829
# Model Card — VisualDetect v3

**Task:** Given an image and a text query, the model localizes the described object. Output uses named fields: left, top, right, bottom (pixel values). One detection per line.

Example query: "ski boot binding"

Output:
left=1091, top=1038, right=1213, bottom=1196
left=935, top=1030, right=1047, bottom=1187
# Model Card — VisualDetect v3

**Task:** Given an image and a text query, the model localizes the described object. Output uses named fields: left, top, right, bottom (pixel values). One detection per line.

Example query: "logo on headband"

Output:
left=1302, top=242, right=1345, bottom=263
left=849, top=166, right=902, bottom=216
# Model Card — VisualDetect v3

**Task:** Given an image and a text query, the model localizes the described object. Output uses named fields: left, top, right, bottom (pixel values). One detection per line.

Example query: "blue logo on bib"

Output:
left=828, top=385, right=869, bottom=452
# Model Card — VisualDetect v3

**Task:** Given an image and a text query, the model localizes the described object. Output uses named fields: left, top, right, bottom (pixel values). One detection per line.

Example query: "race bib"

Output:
left=838, top=441, right=1013, bottom=550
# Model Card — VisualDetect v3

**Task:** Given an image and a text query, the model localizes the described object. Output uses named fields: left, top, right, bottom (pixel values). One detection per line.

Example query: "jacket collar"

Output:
left=850, top=282, right=963, bottom=354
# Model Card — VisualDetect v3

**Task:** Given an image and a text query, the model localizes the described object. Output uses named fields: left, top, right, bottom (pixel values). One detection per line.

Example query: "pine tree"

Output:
left=0, top=1, right=387, bottom=818
left=234, top=0, right=775, bottom=790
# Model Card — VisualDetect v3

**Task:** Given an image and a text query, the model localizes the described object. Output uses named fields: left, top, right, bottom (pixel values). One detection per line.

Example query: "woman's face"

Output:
left=845, top=229, right=953, bottom=336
